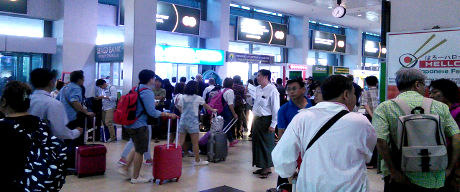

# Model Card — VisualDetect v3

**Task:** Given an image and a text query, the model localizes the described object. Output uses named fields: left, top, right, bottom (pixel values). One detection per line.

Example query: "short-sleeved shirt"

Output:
left=372, top=91, right=460, bottom=188
left=125, top=84, right=162, bottom=129
left=177, top=95, right=205, bottom=124
left=221, top=88, right=235, bottom=106
left=277, top=97, right=312, bottom=129
left=57, top=82, right=83, bottom=121
left=361, top=87, right=379, bottom=114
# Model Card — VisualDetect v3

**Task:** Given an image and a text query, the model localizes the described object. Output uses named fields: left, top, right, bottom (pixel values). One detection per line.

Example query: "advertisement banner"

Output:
left=311, top=30, right=346, bottom=53
left=226, top=52, right=274, bottom=64
left=95, top=43, right=124, bottom=62
left=333, top=66, right=350, bottom=75
left=156, top=45, right=224, bottom=65
left=237, top=17, right=287, bottom=46
left=156, top=2, right=200, bottom=35
left=363, top=40, right=386, bottom=58
left=119, top=1, right=200, bottom=35
left=0, top=0, right=27, bottom=14
left=387, top=28, right=460, bottom=99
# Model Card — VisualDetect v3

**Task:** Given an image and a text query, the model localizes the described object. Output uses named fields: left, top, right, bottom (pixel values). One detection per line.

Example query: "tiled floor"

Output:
left=62, top=137, right=384, bottom=192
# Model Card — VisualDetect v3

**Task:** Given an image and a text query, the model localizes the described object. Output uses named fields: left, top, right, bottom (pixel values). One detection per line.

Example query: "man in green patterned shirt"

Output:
left=373, top=68, right=460, bottom=191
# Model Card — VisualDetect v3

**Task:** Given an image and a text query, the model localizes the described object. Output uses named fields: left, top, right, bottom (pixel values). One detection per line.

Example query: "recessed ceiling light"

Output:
left=357, top=14, right=362, bottom=17
left=328, top=6, right=333, bottom=9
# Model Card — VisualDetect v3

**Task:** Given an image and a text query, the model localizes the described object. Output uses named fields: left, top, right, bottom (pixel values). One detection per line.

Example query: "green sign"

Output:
left=312, top=65, right=331, bottom=82
left=0, top=0, right=27, bottom=14
left=333, top=66, right=350, bottom=75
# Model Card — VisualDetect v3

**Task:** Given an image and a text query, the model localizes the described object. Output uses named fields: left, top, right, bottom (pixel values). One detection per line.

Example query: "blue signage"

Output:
left=226, top=52, right=274, bottom=64
left=155, top=45, right=224, bottom=66
left=95, top=43, right=124, bottom=62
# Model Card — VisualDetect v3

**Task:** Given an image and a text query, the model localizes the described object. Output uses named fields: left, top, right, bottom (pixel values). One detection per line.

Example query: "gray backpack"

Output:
left=392, top=98, right=447, bottom=172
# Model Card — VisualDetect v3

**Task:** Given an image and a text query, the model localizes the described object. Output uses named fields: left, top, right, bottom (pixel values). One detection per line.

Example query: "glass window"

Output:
left=96, top=26, right=124, bottom=45
left=0, top=15, right=44, bottom=37
left=31, top=55, right=43, bottom=70
left=363, top=57, right=380, bottom=71
left=317, top=52, right=328, bottom=66
left=227, top=62, right=249, bottom=83
left=155, top=63, right=174, bottom=80
left=252, top=44, right=282, bottom=62
left=22, top=56, right=30, bottom=82
left=156, top=31, right=193, bottom=47
left=229, top=42, right=250, bottom=53
left=113, top=62, right=119, bottom=86
left=98, top=63, right=111, bottom=79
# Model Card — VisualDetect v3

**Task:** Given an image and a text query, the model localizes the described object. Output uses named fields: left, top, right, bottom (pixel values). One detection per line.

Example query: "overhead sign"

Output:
left=387, top=28, right=460, bottom=99
left=155, top=45, right=224, bottom=65
left=289, top=64, right=308, bottom=71
left=363, top=40, right=386, bottom=58
left=333, top=66, right=350, bottom=74
left=237, top=17, right=287, bottom=46
left=95, top=43, right=124, bottom=62
left=0, top=0, right=27, bottom=14
left=311, top=30, right=346, bottom=53
left=226, top=52, right=274, bottom=64
left=312, top=65, right=331, bottom=82
left=119, top=1, right=200, bottom=35
left=156, top=2, right=200, bottom=35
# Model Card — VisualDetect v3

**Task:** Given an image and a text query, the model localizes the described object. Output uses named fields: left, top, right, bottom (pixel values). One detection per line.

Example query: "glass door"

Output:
left=0, top=53, right=43, bottom=95
left=96, top=62, right=124, bottom=90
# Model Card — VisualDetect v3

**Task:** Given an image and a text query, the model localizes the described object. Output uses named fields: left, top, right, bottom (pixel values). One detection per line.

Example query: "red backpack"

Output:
left=114, top=87, right=148, bottom=125
left=207, top=88, right=230, bottom=115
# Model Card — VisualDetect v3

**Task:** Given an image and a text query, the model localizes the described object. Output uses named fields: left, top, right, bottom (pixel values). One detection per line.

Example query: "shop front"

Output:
left=95, top=43, right=124, bottom=90
left=287, top=64, right=311, bottom=80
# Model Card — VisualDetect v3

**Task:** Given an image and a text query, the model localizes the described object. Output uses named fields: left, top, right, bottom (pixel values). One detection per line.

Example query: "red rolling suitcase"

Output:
left=153, top=116, right=182, bottom=185
left=75, top=117, right=107, bottom=177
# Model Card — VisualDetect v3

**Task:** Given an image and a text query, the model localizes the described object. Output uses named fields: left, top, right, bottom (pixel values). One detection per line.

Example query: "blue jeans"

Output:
left=121, top=125, right=152, bottom=160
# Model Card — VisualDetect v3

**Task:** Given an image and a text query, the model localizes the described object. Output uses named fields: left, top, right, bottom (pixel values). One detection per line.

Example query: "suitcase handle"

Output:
left=166, top=118, right=180, bottom=149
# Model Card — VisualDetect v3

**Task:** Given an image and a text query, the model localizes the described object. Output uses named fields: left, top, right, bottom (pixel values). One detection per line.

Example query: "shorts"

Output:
left=125, top=126, right=149, bottom=154
left=178, top=121, right=200, bottom=134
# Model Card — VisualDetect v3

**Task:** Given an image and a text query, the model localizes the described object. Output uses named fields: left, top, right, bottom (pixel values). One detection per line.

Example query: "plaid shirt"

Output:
left=361, top=87, right=379, bottom=114
left=372, top=91, right=460, bottom=189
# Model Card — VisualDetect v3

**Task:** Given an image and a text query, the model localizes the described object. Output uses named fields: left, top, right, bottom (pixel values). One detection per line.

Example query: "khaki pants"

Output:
left=102, top=108, right=116, bottom=140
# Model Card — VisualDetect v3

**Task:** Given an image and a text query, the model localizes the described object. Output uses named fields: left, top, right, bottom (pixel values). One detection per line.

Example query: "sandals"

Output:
left=259, top=172, right=270, bottom=179
left=253, top=169, right=272, bottom=175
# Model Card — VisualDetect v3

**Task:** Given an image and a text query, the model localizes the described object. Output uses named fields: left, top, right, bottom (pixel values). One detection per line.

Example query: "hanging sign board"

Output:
left=311, top=30, right=346, bottom=53
left=95, top=43, right=124, bottom=62
left=236, top=17, right=287, bottom=46
left=387, top=28, right=460, bottom=99
left=0, top=0, right=27, bottom=14
left=156, top=45, right=224, bottom=65
left=226, top=52, right=274, bottom=64
left=363, top=40, right=386, bottom=58
left=333, top=66, right=350, bottom=75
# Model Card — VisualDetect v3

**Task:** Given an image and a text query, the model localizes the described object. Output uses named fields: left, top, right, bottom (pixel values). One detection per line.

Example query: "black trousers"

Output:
left=64, top=113, right=86, bottom=169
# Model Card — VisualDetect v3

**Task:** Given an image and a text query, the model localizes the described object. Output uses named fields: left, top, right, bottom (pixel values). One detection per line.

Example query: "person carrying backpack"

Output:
left=373, top=69, right=460, bottom=191
left=114, top=69, right=177, bottom=184
left=1, top=81, right=67, bottom=191
left=232, top=75, right=246, bottom=140
left=208, top=78, right=238, bottom=146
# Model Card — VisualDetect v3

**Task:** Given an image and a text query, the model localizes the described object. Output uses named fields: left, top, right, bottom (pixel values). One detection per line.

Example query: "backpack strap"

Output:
left=421, top=98, right=433, bottom=114
left=305, top=110, right=349, bottom=152
left=392, top=99, right=411, bottom=116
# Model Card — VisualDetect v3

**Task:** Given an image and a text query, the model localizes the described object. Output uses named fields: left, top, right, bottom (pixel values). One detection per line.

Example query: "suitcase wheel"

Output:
left=159, top=180, right=164, bottom=185
left=176, top=177, right=180, bottom=182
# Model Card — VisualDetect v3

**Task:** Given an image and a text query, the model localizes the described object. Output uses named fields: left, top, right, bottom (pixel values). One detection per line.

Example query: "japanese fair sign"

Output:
left=386, top=28, right=460, bottom=98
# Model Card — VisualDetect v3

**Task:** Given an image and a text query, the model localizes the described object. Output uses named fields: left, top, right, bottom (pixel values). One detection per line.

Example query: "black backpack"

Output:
left=2, top=117, right=67, bottom=191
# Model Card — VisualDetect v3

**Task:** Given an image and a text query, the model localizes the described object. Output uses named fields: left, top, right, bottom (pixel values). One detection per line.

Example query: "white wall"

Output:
left=27, top=0, right=60, bottom=20
left=98, top=4, right=118, bottom=27
left=5, top=36, right=56, bottom=54
left=391, top=0, right=460, bottom=32
left=288, top=16, right=309, bottom=65
left=206, top=0, right=230, bottom=78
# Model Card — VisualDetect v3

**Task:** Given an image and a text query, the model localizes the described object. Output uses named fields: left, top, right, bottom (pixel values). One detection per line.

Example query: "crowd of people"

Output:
left=2, top=66, right=460, bottom=191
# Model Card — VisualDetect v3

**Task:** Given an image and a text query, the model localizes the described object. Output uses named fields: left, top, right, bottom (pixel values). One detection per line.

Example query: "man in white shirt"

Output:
left=202, top=78, right=216, bottom=101
left=252, top=69, right=280, bottom=179
left=96, top=79, right=118, bottom=142
left=28, top=68, right=83, bottom=140
left=272, top=75, right=377, bottom=192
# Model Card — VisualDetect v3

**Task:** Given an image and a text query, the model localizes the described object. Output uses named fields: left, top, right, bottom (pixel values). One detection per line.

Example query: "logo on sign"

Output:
left=398, top=34, right=447, bottom=68
left=275, top=31, right=285, bottom=40
left=182, top=16, right=197, bottom=27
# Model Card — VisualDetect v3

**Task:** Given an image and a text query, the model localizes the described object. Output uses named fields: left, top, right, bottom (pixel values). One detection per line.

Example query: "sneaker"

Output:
left=194, top=160, right=209, bottom=166
left=229, top=140, right=239, bottom=147
left=154, top=139, right=160, bottom=143
left=144, top=159, right=153, bottom=166
left=118, top=158, right=128, bottom=166
left=117, top=167, right=130, bottom=179
left=187, top=151, right=195, bottom=157
left=105, top=138, right=115, bottom=143
left=130, top=176, right=152, bottom=184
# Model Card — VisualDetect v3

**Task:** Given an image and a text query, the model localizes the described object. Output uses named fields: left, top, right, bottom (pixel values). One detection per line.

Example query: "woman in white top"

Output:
left=177, top=81, right=216, bottom=166
left=220, top=78, right=239, bottom=147
left=50, top=80, right=65, bottom=98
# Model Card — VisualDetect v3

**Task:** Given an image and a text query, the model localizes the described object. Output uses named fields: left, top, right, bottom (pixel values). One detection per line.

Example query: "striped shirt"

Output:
left=361, top=87, right=379, bottom=114
left=372, top=91, right=460, bottom=188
